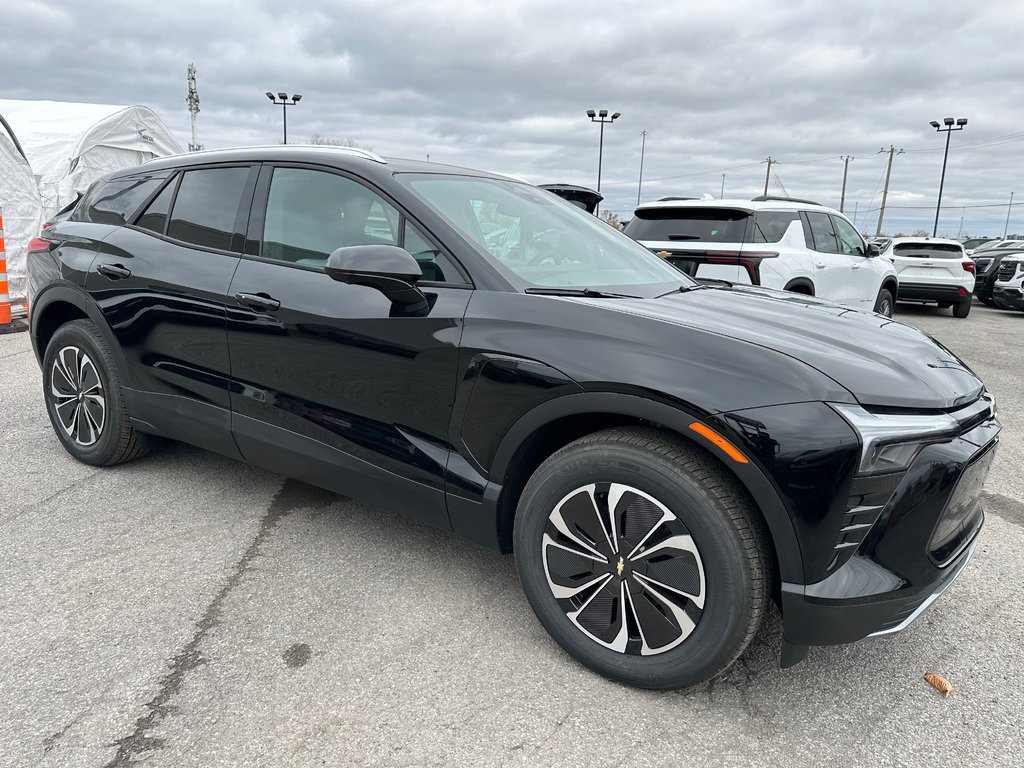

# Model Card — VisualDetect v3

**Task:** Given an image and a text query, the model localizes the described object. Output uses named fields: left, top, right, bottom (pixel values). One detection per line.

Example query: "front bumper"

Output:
left=897, top=282, right=971, bottom=304
left=993, top=284, right=1024, bottom=309
left=779, top=415, right=998, bottom=648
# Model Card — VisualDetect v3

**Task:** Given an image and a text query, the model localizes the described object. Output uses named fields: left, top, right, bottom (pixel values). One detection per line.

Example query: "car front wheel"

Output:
left=513, top=428, right=769, bottom=690
left=42, top=320, right=149, bottom=466
left=953, top=300, right=972, bottom=318
left=874, top=287, right=894, bottom=317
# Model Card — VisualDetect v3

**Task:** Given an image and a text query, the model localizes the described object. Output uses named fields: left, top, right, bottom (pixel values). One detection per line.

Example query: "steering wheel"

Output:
left=528, top=249, right=567, bottom=266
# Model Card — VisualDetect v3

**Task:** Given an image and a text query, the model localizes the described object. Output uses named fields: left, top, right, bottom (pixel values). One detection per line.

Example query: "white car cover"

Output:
left=0, top=100, right=184, bottom=308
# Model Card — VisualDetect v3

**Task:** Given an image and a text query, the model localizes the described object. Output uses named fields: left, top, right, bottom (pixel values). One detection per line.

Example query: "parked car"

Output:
left=539, top=183, right=602, bottom=214
left=992, top=253, right=1024, bottom=311
left=973, top=249, right=1024, bottom=305
left=877, top=237, right=975, bottom=317
left=623, top=196, right=899, bottom=316
left=971, top=238, right=1024, bottom=255
left=960, top=236, right=996, bottom=255
left=27, top=146, right=998, bottom=690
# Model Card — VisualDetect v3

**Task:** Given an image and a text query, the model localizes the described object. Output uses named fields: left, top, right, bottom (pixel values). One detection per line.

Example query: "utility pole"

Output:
left=763, top=157, right=773, bottom=196
left=957, top=207, right=965, bottom=238
left=839, top=155, right=853, bottom=212
left=875, top=145, right=903, bottom=237
left=853, top=201, right=859, bottom=228
left=186, top=63, right=203, bottom=152
left=1005, top=191, right=1015, bottom=238
left=721, top=173, right=725, bottom=199
left=636, top=130, right=648, bottom=206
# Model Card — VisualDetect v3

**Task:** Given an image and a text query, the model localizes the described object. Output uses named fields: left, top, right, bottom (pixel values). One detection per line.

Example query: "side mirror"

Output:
left=325, top=245, right=427, bottom=307
left=866, top=243, right=880, bottom=257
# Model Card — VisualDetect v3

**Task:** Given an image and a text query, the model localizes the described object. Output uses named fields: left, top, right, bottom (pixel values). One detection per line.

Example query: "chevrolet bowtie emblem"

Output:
left=616, top=556, right=624, bottom=576
left=656, top=250, right=671, bottom=259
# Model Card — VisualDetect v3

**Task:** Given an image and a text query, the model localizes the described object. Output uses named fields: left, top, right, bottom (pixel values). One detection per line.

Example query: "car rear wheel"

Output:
left=513, top=427, right=769, bottom=690
left=873, top=288, right=894, bottom=317
left=953, top=301, right=972, bottom=318
left=42, top=320, right=149, bottom=466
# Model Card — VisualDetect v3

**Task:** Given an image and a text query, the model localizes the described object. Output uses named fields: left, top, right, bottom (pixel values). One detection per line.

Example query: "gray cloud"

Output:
left=4, top=0, right=1023, bottom=235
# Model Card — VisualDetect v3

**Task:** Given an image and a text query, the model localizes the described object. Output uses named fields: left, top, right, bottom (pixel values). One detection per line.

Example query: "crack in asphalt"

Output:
left=102, top=477, right=335, bottom=767
left=43, top=709, right=89, bottom=755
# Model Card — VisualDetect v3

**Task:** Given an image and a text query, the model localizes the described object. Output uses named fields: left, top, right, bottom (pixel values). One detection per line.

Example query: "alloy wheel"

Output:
left=542, top=482, right=706, bottom=656
left=50, top=345, right=106, bottom=446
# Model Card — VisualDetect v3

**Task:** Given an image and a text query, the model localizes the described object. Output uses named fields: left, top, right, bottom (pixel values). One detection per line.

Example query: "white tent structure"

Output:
left=0, top=100, right=184, bottom=308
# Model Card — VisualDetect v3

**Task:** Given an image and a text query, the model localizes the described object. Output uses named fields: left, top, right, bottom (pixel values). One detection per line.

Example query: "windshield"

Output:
left=404, top=174, right=692, bottom=292
left=623, top=207, right=751, bottom=242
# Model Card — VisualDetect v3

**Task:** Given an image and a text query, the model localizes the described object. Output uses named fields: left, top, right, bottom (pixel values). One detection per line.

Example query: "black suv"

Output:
left=973, top=249, right=1024, bottom=305
left=28, top=146, right=999, bottom=689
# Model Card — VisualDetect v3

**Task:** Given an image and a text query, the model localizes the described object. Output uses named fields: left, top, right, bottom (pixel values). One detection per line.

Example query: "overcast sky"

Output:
left=6, top=0, right=1024, bottom=236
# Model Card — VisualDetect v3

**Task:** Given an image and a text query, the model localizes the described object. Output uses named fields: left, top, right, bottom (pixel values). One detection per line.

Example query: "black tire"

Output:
left=513, top=427, right=770, bottom=690
left=873, top=288, right=895, bottom=317
left=953, top=300, right=972, bottom=318
left=42, top=319, right=149, bottom=466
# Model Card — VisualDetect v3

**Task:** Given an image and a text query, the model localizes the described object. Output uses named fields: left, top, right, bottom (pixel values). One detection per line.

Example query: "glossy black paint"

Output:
left=973, top=249, right=1024, bottom=301
left=28, top=146, right=1000, bottom=657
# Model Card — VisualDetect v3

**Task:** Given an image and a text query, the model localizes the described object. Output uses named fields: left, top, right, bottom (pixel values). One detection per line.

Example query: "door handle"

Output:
left=815, top=262, right=826, bottom=269
left=97, top=263, right=131, bottom=280
left=851, top=263, right=861, bottom=270
left=234, top=292, right=281, bottom=311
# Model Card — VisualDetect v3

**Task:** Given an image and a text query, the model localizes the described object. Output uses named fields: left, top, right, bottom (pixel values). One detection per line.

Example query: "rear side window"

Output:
left=752, top=211, right=800, bottom=243
left=78, top=173, right=169, bottom=226
left=892, top=243, right=965, bottom=258
left=623, top=207, right=750, bottom=242
left=167, top=168, right=250, bottom=251
left=804, top=212, right=840, bottom=253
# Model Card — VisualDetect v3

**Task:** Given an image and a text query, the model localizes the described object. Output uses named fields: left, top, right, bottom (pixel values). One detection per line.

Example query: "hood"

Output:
left=589, top=286, right=984, bottom=410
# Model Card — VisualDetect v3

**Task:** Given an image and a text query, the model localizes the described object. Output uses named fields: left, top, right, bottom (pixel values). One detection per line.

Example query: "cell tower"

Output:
left=186, top=63, right=203, bottom=152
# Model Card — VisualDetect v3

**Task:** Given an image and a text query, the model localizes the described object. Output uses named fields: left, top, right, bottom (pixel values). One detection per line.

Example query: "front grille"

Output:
left=997, top=262, right=1018, bottom=281
left=828, top=473, right=904, bottom=572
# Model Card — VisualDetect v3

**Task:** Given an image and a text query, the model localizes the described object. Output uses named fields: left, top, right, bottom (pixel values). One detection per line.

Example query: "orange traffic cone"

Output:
left=1, top=207, right=29, bottom=335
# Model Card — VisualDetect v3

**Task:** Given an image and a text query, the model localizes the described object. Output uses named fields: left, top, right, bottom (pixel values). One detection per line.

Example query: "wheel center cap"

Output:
left=77, top=392, right=84, bottom=402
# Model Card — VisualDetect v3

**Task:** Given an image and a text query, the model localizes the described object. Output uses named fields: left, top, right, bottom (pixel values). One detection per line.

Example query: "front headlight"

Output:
left=830, top=404, right=959, bottom=475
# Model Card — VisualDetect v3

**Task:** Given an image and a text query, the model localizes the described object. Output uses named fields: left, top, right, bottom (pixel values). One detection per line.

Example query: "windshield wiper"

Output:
left=655, top=282, right=720, bottom=298
left=524, top=287, right=641, bottom=299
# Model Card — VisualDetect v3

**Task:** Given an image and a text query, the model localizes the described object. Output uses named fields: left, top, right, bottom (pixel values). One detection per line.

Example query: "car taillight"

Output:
left=962, top=261, right=975, bottom=273
left=27, top=237, right=54, bottom=253
left=41, top=222, right=54, bottom=230
left=704, top=251, right=779, bottom=285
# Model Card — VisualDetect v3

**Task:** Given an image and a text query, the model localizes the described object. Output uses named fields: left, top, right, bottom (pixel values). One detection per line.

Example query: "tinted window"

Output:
left=135, top=177, right=177, bottom=235
left=167, top=168, right=250, bottom=251
left=403, top=221, right=463, bottom=284
left=623, top=207, right=750, bottom=242
left=82, top=174, right=168, bottom=226
left=752, top=211, right=800, bottom=243
left=831, top=216, right=866, bottom=255
left=805, top=212, right=840, bottom=253
left=262, top=168, right=400, bottom=265
left=892, top=242, right=966, bottom=259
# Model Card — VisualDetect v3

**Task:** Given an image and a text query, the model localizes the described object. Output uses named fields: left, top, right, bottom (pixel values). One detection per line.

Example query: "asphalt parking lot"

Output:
left=2, top=300, right=1022, bottom=768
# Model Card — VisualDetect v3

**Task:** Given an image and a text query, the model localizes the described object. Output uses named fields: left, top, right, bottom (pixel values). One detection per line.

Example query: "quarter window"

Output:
left=831, top=216, right=866, bottom=256
left=805, top=212, right=840, bottom=254
left=752, top=211, right=800, bottom=243
left=135, top=177, right=177, bottom=235
left=167, top=168, right=250, bottom=252
left=82, top=174, right=169, bottom=226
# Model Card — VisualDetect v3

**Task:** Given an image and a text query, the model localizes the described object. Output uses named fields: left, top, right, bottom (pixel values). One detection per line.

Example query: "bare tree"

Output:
left=601, top=211, right=623, bottom=230
left=307, top=133, right=373, bottom=151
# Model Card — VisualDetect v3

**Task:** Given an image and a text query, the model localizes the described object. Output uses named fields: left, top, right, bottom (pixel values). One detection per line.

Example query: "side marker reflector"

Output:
left=688, top=422, right=749, bottom=464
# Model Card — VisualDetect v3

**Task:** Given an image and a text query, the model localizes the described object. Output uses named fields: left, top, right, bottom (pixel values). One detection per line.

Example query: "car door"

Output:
left=225, top=164, right=473, bottom=529
left=831, top=214, right=877, bottom=309
left=88, top=164, right=257, bottom=458
left=801, top=211, right=849, bottom=304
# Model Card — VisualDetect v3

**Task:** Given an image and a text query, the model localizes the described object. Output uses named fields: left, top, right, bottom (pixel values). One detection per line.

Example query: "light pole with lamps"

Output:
left=587, top=108, right=620, bottom=215
left=929, top=116, right=967, bottom=236
left=266, top=91, right=302, bottom=144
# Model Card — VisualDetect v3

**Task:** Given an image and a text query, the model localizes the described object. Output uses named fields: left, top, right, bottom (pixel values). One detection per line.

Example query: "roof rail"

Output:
left=750, top=194, right=821, bottom=206
left=151, top=144, right=389, bottom=165
left=657, top=196, right=699, bottom=202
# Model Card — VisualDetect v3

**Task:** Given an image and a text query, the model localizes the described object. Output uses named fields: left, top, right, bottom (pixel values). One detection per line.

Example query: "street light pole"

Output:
left=266, top=91, right=303, bottom=144
left=637, top=130, right=648, bottom=206
left=587, top=109, right=620, bottom=216
left=929, top=117, right=968, bottom=237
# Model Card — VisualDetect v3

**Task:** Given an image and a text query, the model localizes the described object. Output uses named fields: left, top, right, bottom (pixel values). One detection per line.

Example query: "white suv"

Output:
left=992, top=254, right=1024, bottom=312
left=877, top=237, right=975, bottom=318
left=624, top=196, right=899, bottom=316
